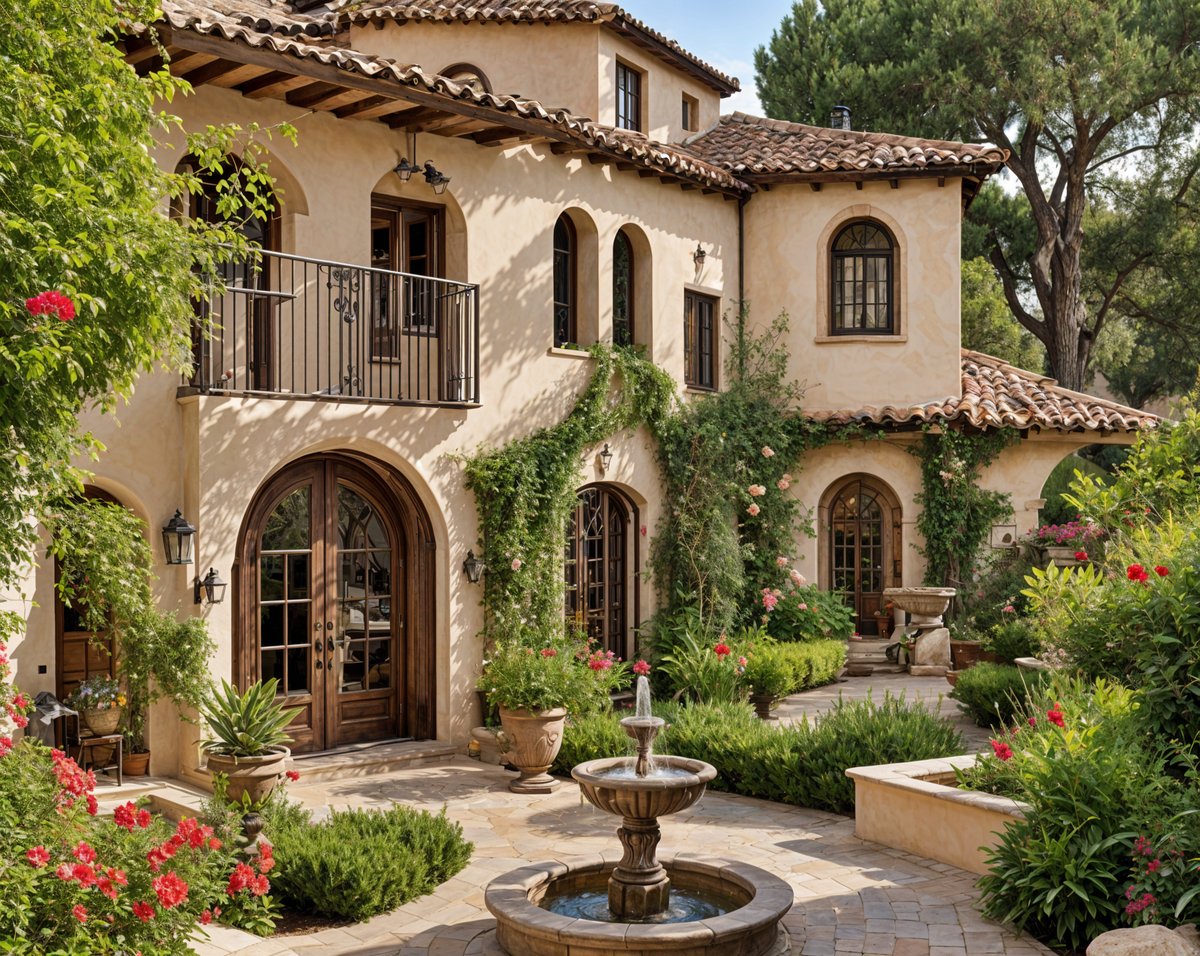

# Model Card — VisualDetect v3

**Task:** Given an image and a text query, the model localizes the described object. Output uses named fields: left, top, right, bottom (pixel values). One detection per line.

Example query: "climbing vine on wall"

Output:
left=464, top=344, right=674, bottom=641
left=912, top=424, right=1015, bottom=588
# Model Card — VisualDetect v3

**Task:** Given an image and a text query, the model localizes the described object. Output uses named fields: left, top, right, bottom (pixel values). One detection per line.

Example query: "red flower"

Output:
left=113, top=802, right=138, bottom=831
left=252, top=874, right=270, bottom=896
left=136, top=808, right=152, bottom=828
left=132, top=901, right=155, bottom=923
left=72, top=904, right=88, bottom=923
left=73, top=841, right=96, bottom=864
left=632, top=660, right=651, bottom=676
left=200, top=909, right=214, bottom=925
left=97, top=877, right=118, bottom=900
left=539, top=648, right=557, bottom=658
left=71, top=863, right=97, bottom=887
left=257, top=842, right=275, bottom=875
left=25, top=290, right=75, bottom=321
left=714, top=642, right=731, bottom=658
left=1155, top=565, right=1169, bottom=577
left=227, top=862, right=257, bottom=896
left=25, top=846, right=49, bottom=868
left=1127, top=564, right=1149, bottom=583
left=1028, top=716, right=1037, bottom=726
left=1074, top=550, right=1088, bottom=562
left=152, top=872, right=189, bottom=909
left=0, top=736, right=11, bottom=758
left=56, top=864, right=74, bottom=881
left=1047, top=705, right=1065, bottom=728
left=208, top=837, right=222, bottom=851
left=990, top=739, right=1013, bottom=761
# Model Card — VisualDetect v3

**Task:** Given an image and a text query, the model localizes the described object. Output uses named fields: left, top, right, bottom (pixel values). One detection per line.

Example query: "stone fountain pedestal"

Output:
left=884, top=587, right=956, bottom=676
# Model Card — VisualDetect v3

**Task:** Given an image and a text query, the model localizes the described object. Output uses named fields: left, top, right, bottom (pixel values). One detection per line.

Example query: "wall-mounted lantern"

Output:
left=598, top=443, right=614, bottom=473
left=194, top=568, right=227, bottom=605
left=161, top=510, right=196, bottom=566
left=462, top=550, right=486, bottom=584
left=693, top=244, right=707, bottom=267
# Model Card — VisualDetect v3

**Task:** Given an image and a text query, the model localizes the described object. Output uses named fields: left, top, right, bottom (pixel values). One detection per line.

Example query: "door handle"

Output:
left=314, top=638, right=325, bottom=653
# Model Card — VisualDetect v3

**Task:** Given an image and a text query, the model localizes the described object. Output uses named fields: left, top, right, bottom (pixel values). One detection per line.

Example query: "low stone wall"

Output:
left=846, top=755, right=1027, bottom=875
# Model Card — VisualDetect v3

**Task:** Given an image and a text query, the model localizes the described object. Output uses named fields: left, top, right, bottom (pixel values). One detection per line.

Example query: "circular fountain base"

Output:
left=485, top=855, right=793, bottom=956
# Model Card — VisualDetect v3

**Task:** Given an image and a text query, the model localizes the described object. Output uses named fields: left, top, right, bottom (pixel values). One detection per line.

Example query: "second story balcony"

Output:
left=186, top=248, right=480, bottom=406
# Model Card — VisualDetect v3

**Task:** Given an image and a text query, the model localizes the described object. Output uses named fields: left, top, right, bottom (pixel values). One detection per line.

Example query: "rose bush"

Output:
left=479, top=629, right=629, bottom=715
left=760, top=577, right=854, bottom=643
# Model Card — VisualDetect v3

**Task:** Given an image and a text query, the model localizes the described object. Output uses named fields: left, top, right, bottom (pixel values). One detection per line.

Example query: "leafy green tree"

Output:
left=961, top=258, right=1044, bottom=371
left=0, top=0, right=287, bottom=596
left=755, top=0, right=1200, bottom=391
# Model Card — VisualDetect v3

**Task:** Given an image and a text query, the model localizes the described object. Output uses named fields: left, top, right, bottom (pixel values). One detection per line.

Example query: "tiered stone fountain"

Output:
left=883, top=586, right=957, bottom=675
left=485, top=678, right=793, bottom=956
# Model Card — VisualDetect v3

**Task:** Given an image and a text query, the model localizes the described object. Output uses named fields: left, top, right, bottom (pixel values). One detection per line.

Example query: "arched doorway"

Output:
left=564, top=485, right=638, bottom=659
left=823, top=476, right=902, bottom=636
left=236, top=453, right=435, bottom=753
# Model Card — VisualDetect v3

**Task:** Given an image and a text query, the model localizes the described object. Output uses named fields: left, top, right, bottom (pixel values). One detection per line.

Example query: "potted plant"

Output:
left=68, top=674, right=126, bottom=736
left=872, top=600, right=895, bottom=640
left=1030, top=520, right=1103, bottom=566
left=479, top=630, right=626, bottom=794
left=201, top=678, right=300, bottom=803
left=743, top=644, right=793, bottom=720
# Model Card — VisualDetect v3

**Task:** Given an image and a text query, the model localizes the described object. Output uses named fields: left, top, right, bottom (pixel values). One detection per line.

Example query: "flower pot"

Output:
left=1043, top=546, right=1083, bottom=567
left=945, top=669, right=960, bottom=687
left=749, top=694, right=778, bottom=721
left=123, top=750, right=151, bottom=776
left=950, top=640, right=1002, bottom=670
left=82, top=706, right=122, bottom=736
left=497, top=706, right=566, bottom=794
left=205, top=747, right=290, bottom=804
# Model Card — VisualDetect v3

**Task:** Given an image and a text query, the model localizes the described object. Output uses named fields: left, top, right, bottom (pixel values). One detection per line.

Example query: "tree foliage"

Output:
left=755, top=0, right=1200, bottom=391
left=961, top=258, right=1044, bottom=371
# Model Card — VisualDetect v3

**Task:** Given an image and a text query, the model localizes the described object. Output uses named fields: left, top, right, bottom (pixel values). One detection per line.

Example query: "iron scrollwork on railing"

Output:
left=329, top=266, right=361, bottom=326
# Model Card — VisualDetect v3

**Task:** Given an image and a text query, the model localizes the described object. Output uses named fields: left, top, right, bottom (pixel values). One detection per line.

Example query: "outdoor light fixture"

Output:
left=422, top=160, right=451, bottom=195
left=829, top=105, right=852, bottom=131
left=161, top=509, right=196, bottom=566
left=693, top=244, right=707, bottom=267
left=194, top=568, right=227, bottom=606
left=599, top=443, right=614, bottom=473
left=462, top=550, right=485, bottom=584
left=393, top=156, right=416, bottom=182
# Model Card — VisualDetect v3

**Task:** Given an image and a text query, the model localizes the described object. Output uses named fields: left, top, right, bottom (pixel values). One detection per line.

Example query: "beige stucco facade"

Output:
left=2, top=9, right=1140, bottom=776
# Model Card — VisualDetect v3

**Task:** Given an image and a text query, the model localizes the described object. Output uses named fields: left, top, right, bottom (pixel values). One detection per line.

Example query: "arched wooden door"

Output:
left=237, top=455, right=433, bottom=753
left=564, top=485, right=637, bottom=659
left=826, top=476, right=902, bottom=636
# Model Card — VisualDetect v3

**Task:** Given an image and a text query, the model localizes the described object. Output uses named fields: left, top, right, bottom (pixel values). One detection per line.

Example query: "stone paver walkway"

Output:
left=194, top=758, right=1050, bottom=956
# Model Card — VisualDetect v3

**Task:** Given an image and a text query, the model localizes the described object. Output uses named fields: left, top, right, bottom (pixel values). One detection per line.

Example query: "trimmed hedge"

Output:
left=774, top=639, right=845, bottom=692
left=951, top=662, right=1049, bottom=728
left=554, top=695, right=964, bottom=815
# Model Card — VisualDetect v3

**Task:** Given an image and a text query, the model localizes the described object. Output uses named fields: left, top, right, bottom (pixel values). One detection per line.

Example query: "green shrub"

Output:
left=265, top=803, right=473, bottom=922
left=743, top=643, right=793, bottom=698
left=951, top=662, right=1047, bottom=728
left=657, top=625, right=752, bottom=703
left=775, top=639, right=845, bottom=691
left=762, top=582, right=855, bottom=642
left=982, top=618, right=1040, bottom=663
left=1039, top=453, right=1108, bottom=526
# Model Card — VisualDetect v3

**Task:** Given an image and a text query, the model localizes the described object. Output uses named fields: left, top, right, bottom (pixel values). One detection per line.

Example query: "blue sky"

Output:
left=618, top=0, right=797, bottom=115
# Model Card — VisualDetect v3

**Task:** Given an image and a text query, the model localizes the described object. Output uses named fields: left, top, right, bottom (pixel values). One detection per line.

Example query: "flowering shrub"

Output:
left=760, top=578, right=854, bottom=643
left=479, top=631, right=628, bottom=715
left=1030, top=518, right=1105, bottom=548
left=67, top=674, right=126, bottom=712
left=0, top=634, right=31, bottom=735
left=657, top=626, right=754, bottom=704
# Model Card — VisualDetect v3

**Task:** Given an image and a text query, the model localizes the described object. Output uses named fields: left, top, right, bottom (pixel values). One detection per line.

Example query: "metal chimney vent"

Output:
left=829, top=105, right=851, bottom=131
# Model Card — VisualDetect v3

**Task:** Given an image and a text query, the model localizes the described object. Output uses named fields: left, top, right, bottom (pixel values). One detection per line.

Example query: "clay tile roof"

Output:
left=335, top=0, right=740, bottom=94
left=810, top=350, right=1160, bottom=433
left=150, top=0, right=747, bottom=193
left=683, top=112, right=1008, bottom=181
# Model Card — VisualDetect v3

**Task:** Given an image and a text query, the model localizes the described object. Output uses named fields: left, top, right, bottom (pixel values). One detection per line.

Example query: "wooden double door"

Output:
left=238, top=456, right=429, bottom=753
left=827, top=477, right=902, bottom=637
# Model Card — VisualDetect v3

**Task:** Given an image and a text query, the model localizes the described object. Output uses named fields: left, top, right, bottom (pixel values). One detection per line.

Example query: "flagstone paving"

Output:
left=192, top=758, right=1051, bottom=956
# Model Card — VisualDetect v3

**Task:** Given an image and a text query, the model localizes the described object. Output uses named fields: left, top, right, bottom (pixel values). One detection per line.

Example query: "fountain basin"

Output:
left=485, top=855, right=793, bottom=956
left=572, top=756, right=717, bottom=818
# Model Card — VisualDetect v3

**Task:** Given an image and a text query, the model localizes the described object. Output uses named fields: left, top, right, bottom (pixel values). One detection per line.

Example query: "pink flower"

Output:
left=776, top=556, right=788, bottom=568
left=797, top=602, right=808, bottom=611
left=640, top=525, right=647, bottom=537
left=1028, top=717, right=1037, bottom=726
left=776, top=477, right=790, bottom=490
left=789, top=569, right=806, bottom=586
left=1002, top=604, right=1015, bottom=614
left=1074, top=550, right=1088, bottom=561
left=632, top=660, right=651, bottom=676
left=761, top=446, right=775, bottom=458
left=748, top=484, right=766, bottom=497
left=714, top=642, right=731, bottom=658
left=25, top=290, right=75, bottom=321
left=1127, top=564, right=1149, bottom=583
left=738, top=656, right=748, bottom=666
left=540, top=647, right=557, bottom=658
left=762, top=589, right=779, bottom=611
left=26, top=846, right=49, bottom=867
left=990, top=739, right=1013, bottom=761
left=747, top=503, right=760, bottom=517
left=511, top=558, right=522, bottom=571
left=1155, top=565, right=1169, bottom=577
left=1046, top=704, right=1065, bottom=728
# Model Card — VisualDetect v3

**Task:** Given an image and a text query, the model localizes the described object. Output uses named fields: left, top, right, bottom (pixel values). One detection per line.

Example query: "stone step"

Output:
left=290, top=739, right=458, bottom=784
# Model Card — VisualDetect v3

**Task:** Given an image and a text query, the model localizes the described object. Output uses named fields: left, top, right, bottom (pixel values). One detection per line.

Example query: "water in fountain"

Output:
left=619, top=675, right=664, bottom=777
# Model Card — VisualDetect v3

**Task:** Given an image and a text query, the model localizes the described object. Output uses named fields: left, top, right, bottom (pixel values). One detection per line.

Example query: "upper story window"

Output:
left=613, top=231, right=634, bottom=346
left=440, top=62, right=492, bottom=94
left=371, top=197, right=443, bottom=354
left=616, top=62, right=643, bottom=132
left=830, top=220, right=895, bottom=335
left=684, top=291, right=716, bottom=390
left=553, top=215, right=576, bottom=347
left=681, top=93, right=699, bottom=133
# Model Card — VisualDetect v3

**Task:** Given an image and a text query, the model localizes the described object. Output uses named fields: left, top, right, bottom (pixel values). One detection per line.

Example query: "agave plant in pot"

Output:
left=201, top=679, right=301, bottom=803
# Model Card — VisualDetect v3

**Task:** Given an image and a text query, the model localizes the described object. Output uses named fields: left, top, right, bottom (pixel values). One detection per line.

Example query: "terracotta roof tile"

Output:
left=336, top=0, right=740, bottom=93
left=684, top=112, right=1007, bottom=181
left=810, top=350, right=1159, bottom=433
left=152, top=0, right=748, bottom=192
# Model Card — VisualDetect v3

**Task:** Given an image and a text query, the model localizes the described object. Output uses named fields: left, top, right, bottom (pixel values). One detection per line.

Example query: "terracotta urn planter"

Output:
left=205, top=746, right=290, bottom=804
left=123, top=750, right=151, bottom=776
left=497, top=706, right=566, bottom=794
left=82, top=707, right=122, bottom=736
left=749, top=693, right=778, bottom=721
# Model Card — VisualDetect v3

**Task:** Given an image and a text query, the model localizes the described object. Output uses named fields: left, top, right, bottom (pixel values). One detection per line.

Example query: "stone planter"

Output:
left=749, top=693, right=778, bottom=720
left=82, top=706, right=122, bottom=736
left=498, top=706, right=566, bottom=794
left=205, top=747, right=290, bottom=804
left=1043, top=545, right=1084, bottom=567
left=945, top=669, right=960, bottom=687
left=123, top=750, right=151, bottom=776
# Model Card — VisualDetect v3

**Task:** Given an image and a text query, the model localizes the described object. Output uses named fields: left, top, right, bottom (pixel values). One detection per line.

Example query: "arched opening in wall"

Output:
left=438, top=62, right=493, bottom=94
left=612, top=225, right=651, bottom=348
left=554, top=208, right=599, bottom=347
left=234, top=452, right=437, bottom=753
left=1038, top=444, right=1128, bottom=527
left=565, top=484, right=640, bottom=661
left=55, top=487, right=122, bottom=705
left=820, top=475, right=902, bottom=636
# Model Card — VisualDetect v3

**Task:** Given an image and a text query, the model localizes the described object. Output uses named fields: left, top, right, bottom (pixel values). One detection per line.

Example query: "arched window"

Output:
left=565, top=485, right=637, bottom=658
left=553, top=215, right=576, bottom=347
left=830, top=221, right=895, bottom=335
left=824, top=475, right=902, bottom=635
left=613, top=231, right=634, bottom=347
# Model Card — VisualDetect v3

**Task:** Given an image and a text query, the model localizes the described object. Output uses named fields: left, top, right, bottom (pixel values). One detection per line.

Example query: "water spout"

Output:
left=635, top=675, right=652, bottom=719
left=621, top=677, right=664, bottom=778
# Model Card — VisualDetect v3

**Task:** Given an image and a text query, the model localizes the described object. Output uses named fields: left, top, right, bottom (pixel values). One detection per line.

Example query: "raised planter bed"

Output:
left=845, top=755, right=1028, bottom=875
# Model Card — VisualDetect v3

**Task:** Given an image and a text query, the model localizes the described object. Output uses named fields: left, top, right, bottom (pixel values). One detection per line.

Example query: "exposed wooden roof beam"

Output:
left=122, top=39, right=162, bottom=65
left=287, top=83, right=373, bottom=111
left=334, top=95, right=408, bottom=120
left=432, top=118, right=494, bottom=137
left=470, top=126, right=537, bottom=147
left=204, top=63, right=272, bottom=89
left=239, top=70, right=314, bottom=99
left=386, top=106, right=449, bottom=129
left=550, top=143, right=591, bottom=156
left=412, top=112, right=480, bottom=133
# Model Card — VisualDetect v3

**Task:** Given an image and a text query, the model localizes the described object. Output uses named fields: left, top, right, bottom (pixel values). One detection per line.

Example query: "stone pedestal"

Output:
left=608, top=817, right=670, bottom=919
left=910, top=626, right=950, bottom=675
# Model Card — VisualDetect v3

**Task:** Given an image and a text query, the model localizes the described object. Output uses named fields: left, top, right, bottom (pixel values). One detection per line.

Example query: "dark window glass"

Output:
left=369, top=201, right=443, bottom=357
left=553, top=215, right=575, bottom=347
left=564, top=487, right=629, bottom=657
left=616, top=63, right=642, bottom=132
left=684, top=291, right=717, bottom=389
left=830, top=221, right=895, bottom=334
left=613, top=231, right=634, bottom=347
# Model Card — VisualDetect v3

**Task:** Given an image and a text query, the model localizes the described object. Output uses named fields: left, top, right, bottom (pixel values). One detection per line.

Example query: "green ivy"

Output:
left=912, top=425, right=1015, bottom=587
left=463, top=344, right=674, bottom=640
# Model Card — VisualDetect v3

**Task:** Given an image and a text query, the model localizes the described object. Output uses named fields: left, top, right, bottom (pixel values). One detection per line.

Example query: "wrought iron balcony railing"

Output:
left=187, top=248, right=480, bottom=406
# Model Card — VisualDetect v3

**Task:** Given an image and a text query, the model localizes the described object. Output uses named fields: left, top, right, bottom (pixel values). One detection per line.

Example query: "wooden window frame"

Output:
left=553, top=215, right=577, bottom=348
left=681, top=93, right=699, bottom=132
left=684, top=290, right=718, bottom=390
left=369, top=194, right=445, bottom=357
left=829, top=220, right=896, bottom=336
left=616, top=61, right=643, bottom=133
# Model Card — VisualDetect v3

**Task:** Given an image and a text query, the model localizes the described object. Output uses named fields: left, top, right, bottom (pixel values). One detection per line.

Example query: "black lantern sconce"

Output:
left=393, top=156, right=416, bottom=182
left=161, top=510, right=196, bottom=566
left=423, top=160, right=451, bottom=195
left=194, top=568, right=227, bottom=606
left=393, top=132, right=451, bottom=194
left=462, top=550, right=485, bottom=584
left=693, top=244, right=707, bottom=267
left=598, top=443, right=614, bottom=473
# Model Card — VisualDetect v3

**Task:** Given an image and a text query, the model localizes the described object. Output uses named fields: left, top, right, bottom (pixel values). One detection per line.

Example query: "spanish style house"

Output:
left=5, top=0, right=1158, bottom=775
